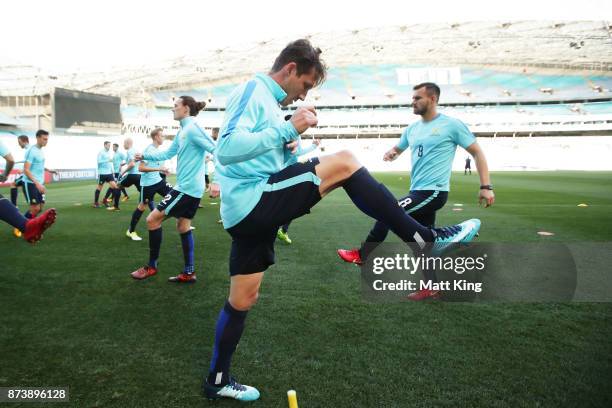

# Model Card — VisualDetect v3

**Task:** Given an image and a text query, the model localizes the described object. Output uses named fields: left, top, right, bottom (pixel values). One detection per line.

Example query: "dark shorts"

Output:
left=14, top=174, right=24, bottom=187
left=397, top=190, right=449, bottom=228
left=140, top=180, right=173, bottom=204
left=227, top=158, right=322, bottom=276
left=98, top=174, right=115, bottom=185
left=114, top=172, right=120, bottom=179
left=465, top=164, right=471, bottom=169
left=119, top=174, right=141, bottom=191
left=157, top=189, right=200, bottom=219
left=22, top=182, right=45, bottom=205
left=159, top=172, right=167, bottom=181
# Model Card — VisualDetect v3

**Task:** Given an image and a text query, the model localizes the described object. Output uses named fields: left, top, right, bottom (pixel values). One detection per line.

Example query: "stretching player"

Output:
left=9, top=135, right=30, bottom=207
left=125, top=128, right=172, bottom=241
left=337, top=82, right=494, bottom=300
left=130, top=97, right=215, bottom=283
left=94, top=141, right=120, bottom=208
left=102, top=143, right=128, bottom=205
left=22, top=130, right=57, bottom=217
left=203, top=39, right=480, bottom=401
left=110, top=138, right=141, bottom=211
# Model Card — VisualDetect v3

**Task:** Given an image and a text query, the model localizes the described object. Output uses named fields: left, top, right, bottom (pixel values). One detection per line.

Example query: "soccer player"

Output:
left=130, top=96, right=215, bottom=283
left=203, top=39, right=480, bottom=401
left=276, top=137, right=321, bottom=244
left=6, top=135, right=30, bottom=237
left=9, top=135, right=30, bottom=208
left=22, top=130, right=58, bottom=221
left=337, top=82, right=495, bottom=300
left=465, top=156, right=472, bottom=175
left=125, top=128, right=172, bottom=241
left=0, top=138, right=16, bottom=183
left=94, top=141, right=120, bottom=208
left=102, top=143, right=128, bottom=205
left=110, top=138, right=141, bottom=211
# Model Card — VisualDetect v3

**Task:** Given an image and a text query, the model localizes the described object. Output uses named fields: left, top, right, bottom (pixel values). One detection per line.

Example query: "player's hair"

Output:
left=271, top=39, right=327, bottom=85
left=113, top=143, right=119, bottom=147
left=36, top=129, right=49, bottom=138
left=17, top=135, right=29, bottom=143
left=178, top=96, right=206, bottom=116
left=413, top=82, right=441, bottom=101
left=150, top=128, right=163, bottom=138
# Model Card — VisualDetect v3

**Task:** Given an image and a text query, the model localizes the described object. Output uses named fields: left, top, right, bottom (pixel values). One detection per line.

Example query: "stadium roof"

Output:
left=1, top=20, right=611, bottom=103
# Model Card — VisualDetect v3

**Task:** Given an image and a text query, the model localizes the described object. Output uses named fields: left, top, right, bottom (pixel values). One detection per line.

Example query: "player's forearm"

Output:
left=473, top=151, right=491, bottom=185
left=139, top=165, right=163, bottom=173
left=3, top=158, right=15, bottom=176
left=216, top=123, right=298, bottom=165
left=296, top=143, right=318, bottom=157
left=144, top=149, right=176, bottom=161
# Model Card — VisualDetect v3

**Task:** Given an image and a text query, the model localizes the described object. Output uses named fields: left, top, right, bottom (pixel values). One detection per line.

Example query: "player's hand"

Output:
left=479, top=189, right=495, bottom=207
left=285, top=140, right=299, bottom=154
left=383, top=148, right=399, bottom=162
left=160, top=167, right=169, bottom=175
left=135, top=153, right=144, bottom=161
left=290, top=107, right=318, bottom=134
left=209, top=183, right=220, bottom=198
left=35, top=182, right=46, bottom=194
left=312, top=139, right=321, bottom=147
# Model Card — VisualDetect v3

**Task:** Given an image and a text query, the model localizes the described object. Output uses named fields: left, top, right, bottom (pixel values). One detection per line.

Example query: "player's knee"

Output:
left=333, top=150, right=361, bottom=174
left=231, top=291, right=259, bottom=311
left=146, top=213, right=161, bottom=228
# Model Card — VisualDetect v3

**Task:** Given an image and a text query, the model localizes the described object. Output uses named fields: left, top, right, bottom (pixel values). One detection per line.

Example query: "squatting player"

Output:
left=130, top=96, right=215, bottom=283
left=203, top=39, right=481, bottom=401
left=337, top=82, right=495, bottom=300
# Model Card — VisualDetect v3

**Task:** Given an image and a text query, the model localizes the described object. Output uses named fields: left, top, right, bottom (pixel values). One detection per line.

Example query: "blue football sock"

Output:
left=148, top=200, right=155, bottom=211
left=342, top=167, right=433, bottom=245
left=94, top=189, right=100, bottom=204
left=180, top=230, right=195, bottom=274
left=0, top=196, right=27, bottom=232
left=207, top=301, right=248, bottom=387
left=148, top=227, right=162, bottom=268
left=10, top=188, right=18, bottom=205
left=130, top=208, right=144, bottom=233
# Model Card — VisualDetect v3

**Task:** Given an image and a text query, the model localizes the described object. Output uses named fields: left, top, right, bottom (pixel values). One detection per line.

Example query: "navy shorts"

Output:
left=396, top=190, right=449, bottom=228
left=119, top=174, right=141, bottom=191
left=22, top=182, right=45, bottom=205
left=140, top=180, right=173, bottom=204
left=114, top=172, right=120, bottom=180
left=14, top=174, right=24, bottom=187
left=227, top=158, right=322, bottom=276
left=98, top=174, right=115, bottom=185
left=157, top=189, right=200, bottom=219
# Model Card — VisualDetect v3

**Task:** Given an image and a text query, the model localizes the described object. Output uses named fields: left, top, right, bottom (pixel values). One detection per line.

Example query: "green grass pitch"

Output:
left=1, top=171, right=611, bottom=407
